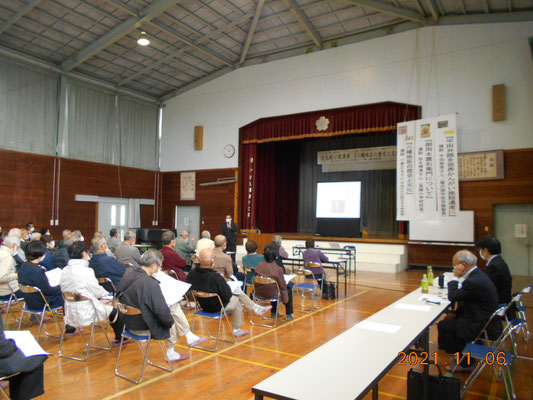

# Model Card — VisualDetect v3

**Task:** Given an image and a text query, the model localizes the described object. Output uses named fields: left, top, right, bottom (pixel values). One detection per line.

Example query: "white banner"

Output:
left=435, top=114, right=459, bottom=218
left=414, top=118, right=438, bottom=220
left=396, top=121, right=415, bottom=221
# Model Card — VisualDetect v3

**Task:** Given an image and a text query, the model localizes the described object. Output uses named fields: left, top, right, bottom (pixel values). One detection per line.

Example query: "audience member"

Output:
left=269, top=235, right=289, bottom=268
left=255, top=246, right=294, bottom=320
left=89, top=237, right=126, bottom=292
left=160, top=231, right=187, bottom=281
left=0, top=318, right=48, bottom=400
left=476, top=236, right=513, bottom=306
left=92, top=232, right=115, bottom=258
left=438, top=250, right=502, bottom=372
left=60, top=242, right=125, bottom=345
left=19, top=229, right=29, bottom=252
left=114, top=230, right=142, bottom=268
left=116, top=250, right=206, bottom=362
left=18, top=241, right=77, bottom=335
left=221, top=215, right=238, bottom=262
left=38, top=227, right=50, bottom=237
left=39, top=235, right=55, bottom=271
left=30, top=233, right=41, bottom=241
left=25, top=223, right=34, bottom=237
left=302, top=239, right=328, bottom=288
left=175, top=230, right=196, bottom=270
left=0, top=236, right=23, bottom=300
left=107, top=228, right=121, bottom=253
left=58, top=229, right=71, bottom=249
left=213, top=235, right=236, bottom=280
left=242, top=241, right=264, bottom=268
left=7, top=229, right=25, bottom=267
left=187, top=248, right=271, bottom=338
left=53, top=233, right=74, bottom=269
left=195, top=230, right=214, bottom=257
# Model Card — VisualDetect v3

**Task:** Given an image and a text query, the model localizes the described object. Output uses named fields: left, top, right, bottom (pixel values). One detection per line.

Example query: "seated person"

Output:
left=18, top=241, right=77, bottom=335
left=255, top=246, right=294, bottom=320
left=58, top=229, right=71, bottom=249
left=174, top=230, right=196, bottom=271
left=89, top=237, right=126, bottom=292
left=114, top=231, right=142, bottom=268
left=269, top=235, right=289, bottom=269
left=92, top=232, right=115, bottom=258
left=213, top=235, right=245, bottom=282
left=187, top=248, right=271, bottom=338
left=242, top=240, right=264, bottom=286
left=38, top=227, right=50, bottom=237
left=116, top=250, right=206, bottom=362
left=39, top=235, right=55, bottom=271
left=107, top=228, right=122, bottom=254
left=0, top=236, right=23, bottom=300
left=60, top=242, right=125, bottom=345
left=0, top=318, right=48, bottom=400
left=195, top=230, right=215, bottom=257
left=302, top=239, right=328, bottom=288
left=160, top=231, right=187, bottom=281
left=53, top=233, right=74, bottom=269
left=438, top=250, right=502, bottom=372
left=476, top=236, right=513, bottom=306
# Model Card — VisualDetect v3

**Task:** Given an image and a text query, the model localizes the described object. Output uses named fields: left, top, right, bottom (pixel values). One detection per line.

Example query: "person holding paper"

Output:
left=0, top=318, right=48, bottom=400
left=437, top=250, right=502, bottom=373
left=160, top=231, right=187, bottom=281
left=255, top=246, right=294, bottom=320
left=18, top=241, right=78, bottom=335
left=116, top=250, right=206, bottom=362
left=0, top=236, right=23, bottom=301
left=60, top=242, right=125, bottom=346
left=187, top=249, right=272, bottom=338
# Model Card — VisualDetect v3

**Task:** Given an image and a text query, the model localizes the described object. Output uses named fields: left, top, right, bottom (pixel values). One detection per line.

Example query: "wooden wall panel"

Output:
left=0, top=149, right=157, bottom=241
left=409, top=148, right=533, bottom=267
left=161, top=169, right=237, bottom=240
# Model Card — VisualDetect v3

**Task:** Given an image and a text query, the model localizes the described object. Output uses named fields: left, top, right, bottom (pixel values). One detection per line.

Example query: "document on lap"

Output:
left=45, top=268, right=62, bottom=287
left=226, top=280, right=243, bottom=294
left=153, top=271, right=191, bottom=306
left=284, top=274, right=295, bottom=285
left=4, top=330, right=49, bottom=357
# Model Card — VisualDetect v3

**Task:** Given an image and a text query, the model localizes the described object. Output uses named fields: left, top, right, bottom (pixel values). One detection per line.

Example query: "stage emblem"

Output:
left=316, top=116, right=329, bottom=131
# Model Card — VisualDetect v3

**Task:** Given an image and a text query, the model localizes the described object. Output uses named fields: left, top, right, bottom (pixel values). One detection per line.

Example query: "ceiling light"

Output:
left=137, top=32, right=150, bottom=46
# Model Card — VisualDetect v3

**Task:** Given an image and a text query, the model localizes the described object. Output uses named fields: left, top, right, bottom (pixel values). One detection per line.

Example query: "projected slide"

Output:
left=316, top=181, right=361, bottom=219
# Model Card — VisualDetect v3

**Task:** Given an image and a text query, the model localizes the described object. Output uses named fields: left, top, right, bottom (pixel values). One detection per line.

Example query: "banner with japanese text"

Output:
left=435, top=114, right=459, bottom=218
left=396, top=121, right=415, bottom=220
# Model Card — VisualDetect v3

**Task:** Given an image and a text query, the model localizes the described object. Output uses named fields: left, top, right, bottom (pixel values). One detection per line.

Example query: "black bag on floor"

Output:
left=322, top=281, right=336, bottom=300
left=407, top=364, right=460, bottom=400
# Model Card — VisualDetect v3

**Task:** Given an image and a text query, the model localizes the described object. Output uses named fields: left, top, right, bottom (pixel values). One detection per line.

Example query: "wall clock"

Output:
left=224, top=144, right=235, bottom=158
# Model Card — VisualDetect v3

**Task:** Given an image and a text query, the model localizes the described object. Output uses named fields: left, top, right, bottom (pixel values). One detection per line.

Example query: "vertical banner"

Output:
left=396, top=121, right=416, bottom=220
left=435, top=113, right=459, bottom=217
left=414, top=118, right=438, bottom=220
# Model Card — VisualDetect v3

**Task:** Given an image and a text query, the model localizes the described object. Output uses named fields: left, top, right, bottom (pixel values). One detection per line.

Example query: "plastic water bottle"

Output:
left=421, top=274, right=429, bottom=293
left=427, top=266, right=434, bottom=286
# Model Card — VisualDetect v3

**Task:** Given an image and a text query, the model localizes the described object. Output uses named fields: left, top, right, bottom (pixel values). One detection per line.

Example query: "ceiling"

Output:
left=0, top=0, right=532, bottom=102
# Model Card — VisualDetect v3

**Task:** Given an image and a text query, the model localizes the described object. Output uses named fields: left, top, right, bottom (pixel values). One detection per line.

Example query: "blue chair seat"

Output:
left=517, top=306, right=526, bottom=312
left=195, top=309, right=233, bottom=319
left=22, top=305, right=63, bottom=314
left=122, top=330, right=151, bottom=342
left=463, top=343, right=513, bottom=366
left=294, top=283, right=316, bottom=290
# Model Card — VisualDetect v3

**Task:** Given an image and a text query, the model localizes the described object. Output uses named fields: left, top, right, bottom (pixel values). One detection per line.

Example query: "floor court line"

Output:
left=240, top=344, right=302, bottom=358
left=102, top=290, right=369, bottom=399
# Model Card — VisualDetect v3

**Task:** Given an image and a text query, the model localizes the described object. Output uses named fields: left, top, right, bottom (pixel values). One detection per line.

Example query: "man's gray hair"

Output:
left=124, top=230, right=136, bottom=241
left=201, top=230, right=211, bottom=239
left=7, top=228, right=21, bottom=238
left=64, top=235, right=77, bottom=247
left=456, top=250, right=477, bottom=266
left=62, top=229, right=71, bottom=238
left=3, top=236, right=20, bottom=247
left=273, top=235, right=282, bottom=244
left=141, top=249, right=163, bottom=267
left=180, top=230, right=188, bottom=238
left=91, top=236, right=107, bottom=252
left=31, top=233, right=41, bottom=241
left=71, top=230, right=82, bottom=241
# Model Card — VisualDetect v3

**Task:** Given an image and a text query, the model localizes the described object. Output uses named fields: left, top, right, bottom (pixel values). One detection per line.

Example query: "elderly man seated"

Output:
left=187, top=248, right=271, bottom=338
left=116, top=250, right=207, bottom=362
left=89, top=237, right=126, bottom=292
left=160, top=231, right=187, bottom=281
left=195, top=230, right=214, bottom=257
left=114, top=230, right=142, bottom=268
left=0, top=236, right=23, bottom=300
left=174, top=230, right=196, bottom=271
left=60, top=242, right=125, bottom=346
left=212, top=235, right=245, bottom=282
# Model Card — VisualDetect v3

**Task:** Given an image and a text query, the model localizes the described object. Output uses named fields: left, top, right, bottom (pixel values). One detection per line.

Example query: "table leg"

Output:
left=254, top=394, right=263, bottom=400
left=372, top=383, right=378, bottom=400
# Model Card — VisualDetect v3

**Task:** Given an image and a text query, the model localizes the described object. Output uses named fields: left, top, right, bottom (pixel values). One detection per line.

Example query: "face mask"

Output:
left=80, top=236, right=85, bottom=242
left=29, top=227, right=34, bottom=233
left=226, top=219, right=231, bottom=223
left=50, top=240, right=55, bottom=248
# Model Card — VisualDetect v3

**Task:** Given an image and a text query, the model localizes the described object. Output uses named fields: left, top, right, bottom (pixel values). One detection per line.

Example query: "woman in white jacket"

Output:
left=60, top=241, right=124, bottom=345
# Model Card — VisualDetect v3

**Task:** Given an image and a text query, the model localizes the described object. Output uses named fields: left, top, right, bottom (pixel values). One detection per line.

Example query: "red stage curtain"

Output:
left=241, top=102, right=420, bottom=144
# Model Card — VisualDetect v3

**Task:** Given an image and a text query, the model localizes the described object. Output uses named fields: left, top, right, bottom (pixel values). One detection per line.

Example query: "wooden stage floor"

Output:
left=5, top=270, right=532, bottom=400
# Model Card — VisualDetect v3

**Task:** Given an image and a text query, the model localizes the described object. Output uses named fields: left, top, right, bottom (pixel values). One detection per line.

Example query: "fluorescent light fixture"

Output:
left=137, top=32, right=150, bottom=46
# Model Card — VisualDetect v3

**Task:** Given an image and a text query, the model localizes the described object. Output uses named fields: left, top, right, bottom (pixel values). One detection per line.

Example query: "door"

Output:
left=98, top=201, right=128, bottom=241
left=175, top=206, right=201, bottom=240
left=494, top=204, right=533, bottom=277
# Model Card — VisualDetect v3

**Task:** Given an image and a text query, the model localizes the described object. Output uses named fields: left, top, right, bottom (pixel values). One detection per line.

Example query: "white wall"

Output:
left=161, top=22, right=533, bottom=172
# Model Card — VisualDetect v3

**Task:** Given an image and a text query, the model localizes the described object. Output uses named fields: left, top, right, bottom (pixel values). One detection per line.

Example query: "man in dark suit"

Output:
left=438, top=250, right=502, bottom=372
left=221, top=215, right=238, bottom=263
left=476, top=236, right=513, bottom=305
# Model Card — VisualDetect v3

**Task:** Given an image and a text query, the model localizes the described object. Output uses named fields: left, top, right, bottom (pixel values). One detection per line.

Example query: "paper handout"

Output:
left=4, top=330, right=49, bottom=357
left=45, top=268, right=62, bottom=287
left=153, top=271, right=191, bottom=306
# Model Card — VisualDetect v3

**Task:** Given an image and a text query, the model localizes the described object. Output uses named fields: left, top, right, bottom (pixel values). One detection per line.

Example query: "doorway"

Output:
left=175, top=206, right=201, bottom=240
left=494, top=204, right=532, bottom=277
left=98, top=201, right=129, bottom=241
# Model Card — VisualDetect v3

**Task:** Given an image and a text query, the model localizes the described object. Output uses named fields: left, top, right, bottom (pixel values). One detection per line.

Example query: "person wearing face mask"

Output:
left=39, top=235, right=56, bottom=271
left=18, top=241, right=78, bottom=335
left=476, top=236, right=513, bottom=306
left=60, top=241, right=125, bottom=346
left=437, top=250, right=502, bottom=373
left=0, top=236, right=24, bottom=301
left=221, top=215, right=238, bottom=263
left=24, top=223, right=34, bottom=239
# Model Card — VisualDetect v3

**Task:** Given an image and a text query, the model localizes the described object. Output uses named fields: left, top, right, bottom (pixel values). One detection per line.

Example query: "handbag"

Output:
left=322, top=281, right=336, bottom=300
left=407, top=363, right=460, bottom=400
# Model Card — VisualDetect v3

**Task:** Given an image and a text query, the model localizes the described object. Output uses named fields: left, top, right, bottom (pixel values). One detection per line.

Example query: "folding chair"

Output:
left=58, top=292, right=113, bottom=361
left=293, top=265, right=321, bottom=313
left=97, top=277, right=117, bottom=294
left=114, top=302, right=172, bottom=384
left=17, top=285, right=62, bottom=342
left=163, top=269, right=179, bottom=280
left=190, top=291, right=235, bottom=352
left=456, top=318, right=525, bottom=399
left=0, top=288, right=23, bottom=326
left=250, top=276, right=281, bottom=328
left=243, top=266, right=256, bottom=296
left=343, top=245, right=356, bottom=273
left=515, top=284, right=531, bottom=341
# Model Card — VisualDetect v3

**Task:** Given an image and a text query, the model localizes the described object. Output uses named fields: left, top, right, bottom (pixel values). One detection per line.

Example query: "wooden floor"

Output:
left=4, top=270, right=532, bottom=400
